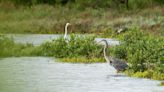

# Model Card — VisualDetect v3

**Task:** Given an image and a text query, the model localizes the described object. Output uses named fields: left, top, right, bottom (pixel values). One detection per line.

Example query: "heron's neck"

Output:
left=103, top=45, right=108, bottom=61
left=64, top=25, right=68, bottom=39
left=103, top=44, right=111, bottom=63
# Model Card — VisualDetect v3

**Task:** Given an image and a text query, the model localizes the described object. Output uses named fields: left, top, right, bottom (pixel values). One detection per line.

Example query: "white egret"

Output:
left=64, top=23, right=71, bottom=40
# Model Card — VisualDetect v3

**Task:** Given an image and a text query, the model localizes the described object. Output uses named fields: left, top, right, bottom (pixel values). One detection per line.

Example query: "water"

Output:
left=6, top=34, right=120, bottom=46
left=94, top=38, right=120, bottom=46
left=6, top=34, right=61, bottom=46
left=0, top=57, right=163, bottom=92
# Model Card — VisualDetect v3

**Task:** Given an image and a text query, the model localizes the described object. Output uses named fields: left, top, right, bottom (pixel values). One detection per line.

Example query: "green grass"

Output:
left=125, top=70, right=164, bottom=80
left=0, top=35, right=42, bottom=57
left=160, top=82, right=164, bottom=86
left=0, top=34, right=104, bottom=63
left=0, top=3, right=164, bottom=35
left=59, top=57, right=104, bottom=63
left=109, top=28, right=164, bottom=80
left=1, top=0, right=164, bottom=9
left=38, top=34, right=104, bottom=63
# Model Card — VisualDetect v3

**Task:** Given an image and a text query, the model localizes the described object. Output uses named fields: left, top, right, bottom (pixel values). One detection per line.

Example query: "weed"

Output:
left=160, top=82, right=164, bottom=86
left=110, top=28, right=164, bottom=80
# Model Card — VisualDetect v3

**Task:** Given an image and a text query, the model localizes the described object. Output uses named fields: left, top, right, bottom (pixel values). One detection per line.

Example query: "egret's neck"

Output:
left=64, top=25, right=68, bottom=39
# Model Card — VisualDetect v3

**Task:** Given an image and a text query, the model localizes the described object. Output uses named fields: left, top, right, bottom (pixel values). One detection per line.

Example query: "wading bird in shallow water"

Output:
left=100, top=39, right=128, bottom=72
left=64, top=23, right=71, bottom=41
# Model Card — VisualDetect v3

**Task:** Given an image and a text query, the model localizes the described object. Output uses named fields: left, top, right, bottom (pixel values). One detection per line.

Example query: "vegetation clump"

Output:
left=0, top=35, right=104, bottom=63
left=0, top=35, right=41, bottom=57
left=160, top=82, right=164, bottom=86
left=39, top=35, right=104, bottom=63
left=0, top=0, right=164, bottom=35
left=1, top=0, right=164, bottom=9
left=109, top=28, right=164, bottom=80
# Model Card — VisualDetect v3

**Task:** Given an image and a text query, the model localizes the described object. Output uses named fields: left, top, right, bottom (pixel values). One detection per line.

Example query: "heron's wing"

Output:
left=110, top=58, right=128, bottom=71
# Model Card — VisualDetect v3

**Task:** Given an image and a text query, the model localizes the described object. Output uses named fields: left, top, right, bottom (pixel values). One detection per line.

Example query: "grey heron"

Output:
left=100, top=39, right=128, bottom=72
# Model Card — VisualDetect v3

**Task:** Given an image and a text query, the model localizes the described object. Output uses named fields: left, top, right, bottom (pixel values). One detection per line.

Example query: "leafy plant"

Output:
left=39, top=35, right=102, bottom=59
left=0, top=35, right=41, bottom=57
left=0, top=34, right=104, bottom=63
left=110, top=28, right=164, bottom=79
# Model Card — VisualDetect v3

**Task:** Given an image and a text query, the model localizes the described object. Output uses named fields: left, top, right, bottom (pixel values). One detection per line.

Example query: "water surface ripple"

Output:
left=0, top=57, right=163, bottom=92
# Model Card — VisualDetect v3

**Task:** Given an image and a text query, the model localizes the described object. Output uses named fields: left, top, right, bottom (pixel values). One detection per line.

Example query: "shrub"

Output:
left=110, top=28, right=164, bottom=74
left=0, top=34, right=104, bottom=63
left=39, top=34, right=102, bottom=58
left=1, top=0, right=163, bottom=9
left=0, top=35, right=40, bottom=57
left=0, top=0, right=72, bottom=6
left=128, top=0, right=154, bottom=9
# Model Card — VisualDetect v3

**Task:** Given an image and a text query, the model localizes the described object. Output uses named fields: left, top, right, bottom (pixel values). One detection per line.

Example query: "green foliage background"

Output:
left=0, top=0, right=164, bottom=9
left=109, top=29, right=164, bottom=80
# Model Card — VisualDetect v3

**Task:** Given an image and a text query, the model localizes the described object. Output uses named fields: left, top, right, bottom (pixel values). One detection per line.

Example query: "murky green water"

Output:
left=0, top=57, right=163, bottom=92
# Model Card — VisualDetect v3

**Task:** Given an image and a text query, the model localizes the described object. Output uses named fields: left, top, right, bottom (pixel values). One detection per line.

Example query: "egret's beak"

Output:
left=68, top=23, right=71, bottom=26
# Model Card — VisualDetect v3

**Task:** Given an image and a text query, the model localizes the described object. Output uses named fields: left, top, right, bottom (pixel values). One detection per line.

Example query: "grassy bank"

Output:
left=59, top=57, right=104, bottom=63
left=39, top=35, right=103, bottom=61
left=0, top=3, right=164, bottom=35
left=0, top=35, right=40, bottom=57
left=109, top=28, right=164, bottom=80
left=160, top=82, right=164, bottom=86
left=0, top=34, right=104, bottom=62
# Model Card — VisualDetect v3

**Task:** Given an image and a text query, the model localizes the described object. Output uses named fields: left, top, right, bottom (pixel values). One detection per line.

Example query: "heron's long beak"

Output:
left=97, top=39, right=109, bottom=47
left=95, top=40, right=103, bottom=46
left=97, top=39, right=105, bottom=44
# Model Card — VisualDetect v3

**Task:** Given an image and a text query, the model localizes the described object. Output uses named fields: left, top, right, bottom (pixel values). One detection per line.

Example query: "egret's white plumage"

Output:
left=64, top=23, right=71, bottom=40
